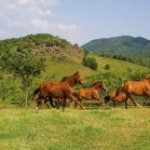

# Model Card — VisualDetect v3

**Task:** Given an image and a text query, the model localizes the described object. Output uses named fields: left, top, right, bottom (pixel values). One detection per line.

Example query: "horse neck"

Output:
left=63, top=76, right=75, bottom=87
left=93, top=85, right=101, bottom=90
left=146, top=78, right=150, bottom=84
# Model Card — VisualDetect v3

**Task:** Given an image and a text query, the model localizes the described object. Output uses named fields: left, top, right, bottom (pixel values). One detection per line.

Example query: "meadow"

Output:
left=0, top=108, right=150, bottom=150
left=1, top=34, right=150, bottom=150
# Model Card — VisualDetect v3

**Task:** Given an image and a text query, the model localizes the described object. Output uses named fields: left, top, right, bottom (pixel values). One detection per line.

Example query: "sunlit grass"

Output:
left=0, top=108, right=150, bottom=150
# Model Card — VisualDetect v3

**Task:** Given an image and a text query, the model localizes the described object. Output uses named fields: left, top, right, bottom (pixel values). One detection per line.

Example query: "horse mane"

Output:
left=60, top=72, right=78, bottom=82
left=90, top=81, right=101, bottom=87
left=60, top=76, right=68, bottom=82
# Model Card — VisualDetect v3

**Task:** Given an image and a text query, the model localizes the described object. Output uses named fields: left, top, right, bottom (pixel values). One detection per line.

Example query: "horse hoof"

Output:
left=82, top=107, right=85, bottom=110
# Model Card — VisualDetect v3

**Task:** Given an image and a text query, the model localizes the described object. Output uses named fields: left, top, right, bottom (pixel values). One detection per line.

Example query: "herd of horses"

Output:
left=32, top=71, right=150, bottom=112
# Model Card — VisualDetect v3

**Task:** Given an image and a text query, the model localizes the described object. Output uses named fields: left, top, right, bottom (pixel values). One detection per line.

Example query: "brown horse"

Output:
left=104, top=87, right=128, bottom=108
left=116, top=77, right=150, bottom=108
left=32, top=71, right=85, bottom=111
left=74, top=81, right=107, bottom=108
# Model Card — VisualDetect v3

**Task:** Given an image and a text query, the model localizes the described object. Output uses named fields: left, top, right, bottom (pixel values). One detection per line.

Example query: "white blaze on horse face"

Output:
left=80, top=79, right=84, bottom=85
left=77, top=75, right=84, bottom=85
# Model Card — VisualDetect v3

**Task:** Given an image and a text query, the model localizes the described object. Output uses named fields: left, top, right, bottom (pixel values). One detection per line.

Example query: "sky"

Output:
left=0, top=0, right=150, bottom=45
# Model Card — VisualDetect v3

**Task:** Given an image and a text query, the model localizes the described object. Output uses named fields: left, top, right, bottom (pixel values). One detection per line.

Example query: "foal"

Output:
left=104, top=88, right=128, bottom=108
left=74, top=81, right=107, bottom=108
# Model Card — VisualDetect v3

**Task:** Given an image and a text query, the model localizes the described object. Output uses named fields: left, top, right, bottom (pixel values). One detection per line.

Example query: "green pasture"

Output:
left=0, top=108, right=150, bottom=150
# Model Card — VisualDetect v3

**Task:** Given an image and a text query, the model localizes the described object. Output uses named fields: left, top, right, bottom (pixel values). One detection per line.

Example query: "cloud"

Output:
left=0, top=0, right=60, bottom=39
left=30, top=18, right=50, bottom=29
left=55, top=22, right=85, bottom=44
left=57, top=23, right=78, bottom=31
left=0, top=0, right=84, bottom=45
left=17, top=0, right=34, bottom=6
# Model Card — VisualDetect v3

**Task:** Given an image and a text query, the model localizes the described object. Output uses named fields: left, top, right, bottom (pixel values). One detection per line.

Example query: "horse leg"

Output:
left=129, top=95, right=142, bottom=108
left=49, top=97, right=56, bottom=108
left=36, top=97, right=43, bottom=112
left=44, top=97, right=51, bottom=108
left=104, top=96, right=110, bottom=108
left=95, top=96, right=102, bottom=107
left=74, top=101, right=78, bottom=109
left=67, top=94, right=85, bottom=110
left=52, top=98, right=60, bottom=109
left=66, top=98, right=71, bottom=107
left=55, top=99, right=59, bottom=109
left=74, top=97, right=82, bottom=109
left=112, top=100, right=116, bottom=107
left=124, top=100, right=128, bottom=109
left=98, top=97, right=106, bottom=107
left=62, top=98, right=67, bottom=112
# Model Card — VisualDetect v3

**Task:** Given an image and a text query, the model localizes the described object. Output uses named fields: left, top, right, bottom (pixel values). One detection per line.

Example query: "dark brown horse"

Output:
left=32, top=71, right=85, bottom=111
left=116, top=77, right=150, bottom=108
left=104, top=88, right=128, bottom=108
left=74, top=81, right=107, bottom=108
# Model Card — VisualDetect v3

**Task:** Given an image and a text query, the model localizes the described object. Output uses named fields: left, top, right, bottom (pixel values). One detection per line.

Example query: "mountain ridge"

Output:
left=82, top=35, right=150, bottom=67
left=82, top=35, right=150, bottom=52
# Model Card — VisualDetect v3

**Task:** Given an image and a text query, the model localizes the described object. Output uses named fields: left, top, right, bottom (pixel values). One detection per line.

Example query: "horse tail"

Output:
left=104, top=95, right=110, bottom=103
left=32, top=86, right=40, bottom=101
left=73, top=90, right=82, bottom=103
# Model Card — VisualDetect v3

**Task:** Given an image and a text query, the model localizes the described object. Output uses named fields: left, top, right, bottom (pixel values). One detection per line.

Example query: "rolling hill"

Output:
left=0, top=33, right=150, bottom=105
left=82, top=35, right=150, bottom=67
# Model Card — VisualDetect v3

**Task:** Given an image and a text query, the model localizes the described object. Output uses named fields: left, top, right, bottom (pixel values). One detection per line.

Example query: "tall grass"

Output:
left=0, top=108, right=150, bottom=150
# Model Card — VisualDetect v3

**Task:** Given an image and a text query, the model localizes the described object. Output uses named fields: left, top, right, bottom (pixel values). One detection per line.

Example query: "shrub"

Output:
left=82, top=56, right=98, bottom=70
left=104, top=64, right=110, bottom=70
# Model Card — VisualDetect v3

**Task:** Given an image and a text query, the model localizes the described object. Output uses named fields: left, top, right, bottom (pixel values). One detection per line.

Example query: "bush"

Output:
left=104, top=64, right=110, bottom=70
left=82, top=56, right=98, bottom=70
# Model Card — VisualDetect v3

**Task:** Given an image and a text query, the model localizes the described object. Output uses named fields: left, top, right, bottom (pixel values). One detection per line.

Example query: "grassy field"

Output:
left=0, top=108, right=150, bottom=150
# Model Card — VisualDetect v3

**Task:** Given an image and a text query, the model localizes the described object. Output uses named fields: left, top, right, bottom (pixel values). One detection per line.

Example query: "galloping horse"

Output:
left=32, top=71, right=85, bottom=111
left=116, top=77, right=150, bottom=108
left=104, top=87, right=128, bottom=108
left=74, top=81, right=107, bottom=108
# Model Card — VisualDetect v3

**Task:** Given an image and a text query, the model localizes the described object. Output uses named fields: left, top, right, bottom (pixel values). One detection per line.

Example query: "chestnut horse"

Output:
left=32, top=71, right=85, bottom=111
left=116, top=77, right=150, bottom=108
left=74, top=81, right=107, bottom=108
left=104, top=87, right=128, bottom=108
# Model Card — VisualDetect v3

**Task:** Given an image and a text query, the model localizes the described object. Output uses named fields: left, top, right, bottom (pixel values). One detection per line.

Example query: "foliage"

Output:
left=0, top=33, right=69, bottom=56
left=85, top=72, right=124, bottom=92
left=82, top=55, right=98, bottom=70
left=2, top=48, right=45, bottom=87
left=129, top=70, right=150, bottom=80
left=104, top=64, right=110, bottom=70
left=1, top=46, right=46, bottom=106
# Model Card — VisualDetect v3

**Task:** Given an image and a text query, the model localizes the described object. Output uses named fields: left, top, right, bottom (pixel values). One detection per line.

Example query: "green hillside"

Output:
left=0, top=34, right=150, bottom=106
left=82, top=35, right=150, bottom=67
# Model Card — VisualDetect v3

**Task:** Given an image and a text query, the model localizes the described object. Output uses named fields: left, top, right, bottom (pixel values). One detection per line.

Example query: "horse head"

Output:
left=96, top=81, right=107, bottom=91
left=74, top=71, right=84, bottom=85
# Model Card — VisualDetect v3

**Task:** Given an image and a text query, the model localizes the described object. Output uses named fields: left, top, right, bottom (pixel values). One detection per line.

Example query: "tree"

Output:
left=1, top=47, right=46, bottom=107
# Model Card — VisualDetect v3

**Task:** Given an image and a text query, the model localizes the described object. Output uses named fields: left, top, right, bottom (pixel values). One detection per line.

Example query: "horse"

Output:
left=74, top=81, right=107, bottom=108
left=104, top=88, right=128, bottom=108
left=32, top=71, right=85, bottom=111
left=116, top=77, right=150, bottom=108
